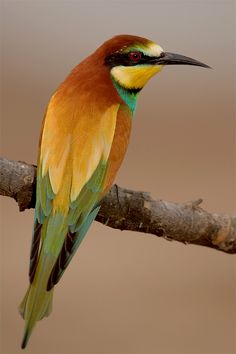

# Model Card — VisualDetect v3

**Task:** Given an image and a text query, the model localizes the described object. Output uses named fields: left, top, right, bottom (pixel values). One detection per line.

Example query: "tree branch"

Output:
left=0, top=157, right=236, bottom=254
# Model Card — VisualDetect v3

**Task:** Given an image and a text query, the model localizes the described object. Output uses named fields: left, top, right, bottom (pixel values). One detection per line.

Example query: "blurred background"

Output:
left=1, top=1, right=236, bottom=353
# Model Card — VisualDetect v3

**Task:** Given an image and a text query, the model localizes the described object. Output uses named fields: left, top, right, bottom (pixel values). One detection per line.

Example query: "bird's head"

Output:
left=99, top=34, right=210, bottom=93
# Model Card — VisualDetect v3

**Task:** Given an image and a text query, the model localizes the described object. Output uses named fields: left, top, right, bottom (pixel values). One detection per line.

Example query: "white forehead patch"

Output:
left=147, top=42, right=164, bottom=57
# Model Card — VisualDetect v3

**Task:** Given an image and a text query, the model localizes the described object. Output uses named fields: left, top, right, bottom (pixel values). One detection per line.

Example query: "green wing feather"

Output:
left=47, top=159, right=107, bottom=290
left=28, top=159, right=107, bottom=289
left=28, top=167, right=54, bottom=283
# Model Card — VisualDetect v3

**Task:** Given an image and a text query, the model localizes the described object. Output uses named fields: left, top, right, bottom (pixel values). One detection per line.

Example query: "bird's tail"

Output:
left=19, top=257, right=54, bottom=349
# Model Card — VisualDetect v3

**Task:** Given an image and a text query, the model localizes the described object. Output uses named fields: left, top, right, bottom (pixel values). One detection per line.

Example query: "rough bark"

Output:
left=0, top=157, right=236, bottom=254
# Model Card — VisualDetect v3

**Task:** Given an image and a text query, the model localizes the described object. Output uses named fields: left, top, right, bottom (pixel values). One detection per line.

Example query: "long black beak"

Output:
left=154, top=52, right=211, bottom=68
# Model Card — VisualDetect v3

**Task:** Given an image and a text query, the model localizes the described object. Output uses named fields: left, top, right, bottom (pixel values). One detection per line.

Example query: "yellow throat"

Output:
left=111, top=64, right=163, bottom=90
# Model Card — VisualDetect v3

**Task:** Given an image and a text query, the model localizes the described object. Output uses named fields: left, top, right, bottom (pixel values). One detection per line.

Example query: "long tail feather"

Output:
left=19, top=254, right=55, bottom=349
left=19, top=212, right=67, bottom=348
left=19, top=284, right=53, bottom=349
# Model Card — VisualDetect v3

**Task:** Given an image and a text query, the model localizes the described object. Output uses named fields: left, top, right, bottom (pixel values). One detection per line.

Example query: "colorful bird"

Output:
left=19, top=34, right=209, bottom=348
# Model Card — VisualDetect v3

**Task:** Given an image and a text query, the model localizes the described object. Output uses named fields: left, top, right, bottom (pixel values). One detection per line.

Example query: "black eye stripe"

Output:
left=104, top=52, right=159, bottom=67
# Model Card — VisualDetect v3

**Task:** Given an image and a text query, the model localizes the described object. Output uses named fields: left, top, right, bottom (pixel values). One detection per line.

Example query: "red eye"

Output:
left=128, top=51, right=142, bottom=61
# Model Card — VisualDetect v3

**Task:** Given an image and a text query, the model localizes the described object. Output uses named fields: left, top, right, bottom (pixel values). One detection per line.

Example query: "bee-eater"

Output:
left=19, top=34, right=209, bottom=348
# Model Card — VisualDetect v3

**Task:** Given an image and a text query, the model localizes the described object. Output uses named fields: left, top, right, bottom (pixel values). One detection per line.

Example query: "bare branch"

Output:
left=1, top=157, right=236, bottom=254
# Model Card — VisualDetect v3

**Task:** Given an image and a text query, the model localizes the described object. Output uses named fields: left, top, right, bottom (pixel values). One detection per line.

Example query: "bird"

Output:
left=19, top=34, right=209, bottom=348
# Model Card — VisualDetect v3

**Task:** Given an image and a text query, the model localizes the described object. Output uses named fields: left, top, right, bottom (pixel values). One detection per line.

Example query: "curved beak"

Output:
left=154, top=52, right=211, bottom=68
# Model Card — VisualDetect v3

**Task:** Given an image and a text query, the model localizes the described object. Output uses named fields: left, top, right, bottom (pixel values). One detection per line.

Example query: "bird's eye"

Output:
left=128, top=51, right=142, bottom=61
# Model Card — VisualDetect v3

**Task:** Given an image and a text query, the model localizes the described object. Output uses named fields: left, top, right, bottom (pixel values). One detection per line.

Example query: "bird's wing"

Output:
left=29, top=93, right=120, bottom=288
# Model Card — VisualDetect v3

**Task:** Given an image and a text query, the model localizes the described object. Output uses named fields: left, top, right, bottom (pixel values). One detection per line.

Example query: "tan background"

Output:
left=1, top=0, right=236, bottom=353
